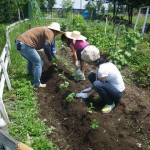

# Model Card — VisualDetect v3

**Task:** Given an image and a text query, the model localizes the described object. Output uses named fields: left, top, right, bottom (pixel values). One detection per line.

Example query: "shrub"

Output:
left=0, top=24, right=6, bottom=54
left=128, top=50, right=150, bottom=87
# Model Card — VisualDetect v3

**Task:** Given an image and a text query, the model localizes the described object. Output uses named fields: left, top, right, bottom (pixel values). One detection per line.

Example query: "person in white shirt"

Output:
left=76, top=48, right=125, bottom=113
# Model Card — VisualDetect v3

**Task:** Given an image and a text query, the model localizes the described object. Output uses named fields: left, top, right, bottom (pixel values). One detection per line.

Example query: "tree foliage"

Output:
left=61, top=0, right=74, bottom=13
left=0, top=0, right=28, bottom=23
left=108, top=0, right=150, bottom=24
left=85, top=0, right=97, bottom=20
left=47, top=0, right=56, bottom=9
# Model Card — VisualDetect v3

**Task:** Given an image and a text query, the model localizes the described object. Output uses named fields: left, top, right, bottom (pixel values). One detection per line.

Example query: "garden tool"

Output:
left=0, top=129, right=33, bottom=150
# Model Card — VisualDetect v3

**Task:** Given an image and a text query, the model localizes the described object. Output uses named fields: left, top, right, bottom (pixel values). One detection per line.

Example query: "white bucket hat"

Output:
left=65, top=30, right=87, bottom=41
left=81, top=45, right=100, bottom=62
left=48, top=22, right=63, bottom=33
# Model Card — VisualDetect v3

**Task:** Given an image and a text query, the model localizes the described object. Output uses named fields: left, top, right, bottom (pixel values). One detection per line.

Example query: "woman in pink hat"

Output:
left=61, top=30, right=98, bottom=81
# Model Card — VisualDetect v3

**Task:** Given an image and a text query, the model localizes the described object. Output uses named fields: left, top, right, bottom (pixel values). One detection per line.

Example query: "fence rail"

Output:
left=0, top=19, right=28, bottom=126
left=0, top=36, right=11, bottom=125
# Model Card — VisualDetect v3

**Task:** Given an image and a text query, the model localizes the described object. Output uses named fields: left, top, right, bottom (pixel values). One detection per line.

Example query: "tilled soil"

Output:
left=37, top=51, right=150, bottom=150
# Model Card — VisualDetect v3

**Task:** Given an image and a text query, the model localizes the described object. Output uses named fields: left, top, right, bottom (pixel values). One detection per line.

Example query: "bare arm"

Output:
left=69, top=44, right=78, bottom=64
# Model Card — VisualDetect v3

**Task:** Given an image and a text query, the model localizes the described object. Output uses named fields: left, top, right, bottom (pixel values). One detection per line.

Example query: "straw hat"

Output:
left=65, top=30, right=87, bottom=41
left=48, top=22, right=63, bottom=33
left=81, top=45, right=100, bottom=62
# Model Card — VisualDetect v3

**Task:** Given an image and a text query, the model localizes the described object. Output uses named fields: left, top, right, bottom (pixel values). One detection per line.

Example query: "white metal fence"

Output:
left=0, top=20, right=28, bottom=127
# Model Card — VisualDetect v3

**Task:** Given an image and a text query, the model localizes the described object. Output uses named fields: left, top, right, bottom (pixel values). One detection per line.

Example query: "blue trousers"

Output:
left=88, top=72, right=123, bottom=105
left=16, top=41, right=43, bottom=86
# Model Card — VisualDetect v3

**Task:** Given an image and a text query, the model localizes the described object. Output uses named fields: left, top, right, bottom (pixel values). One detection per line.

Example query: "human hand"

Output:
left=76, top=93, right=88, bottom=99
left=81, top=87, right=92, bottom=93
left=75, top=61, right=79, bottom=68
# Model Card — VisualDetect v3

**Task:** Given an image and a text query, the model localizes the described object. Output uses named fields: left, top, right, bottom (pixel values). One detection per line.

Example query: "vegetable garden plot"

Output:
left=36, top=51, right=150, bottom=150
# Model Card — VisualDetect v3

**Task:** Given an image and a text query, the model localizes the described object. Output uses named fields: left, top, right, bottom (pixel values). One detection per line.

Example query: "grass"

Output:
left=3, top=20, right=59, bottom=150
left=0, top=24, right=6, bottom=54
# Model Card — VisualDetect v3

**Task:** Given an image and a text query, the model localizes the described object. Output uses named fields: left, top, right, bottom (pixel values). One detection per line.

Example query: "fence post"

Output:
left=142, top=7, right=150, bottom=34
left=5, top=44, right=11, bottom=65
left=0, top=117, right=8, bottom=133
left=6, top=30, right=11, bottom=50
left=0, top=97, right=10, bottom=124
left=0, top=58, right=11, bottom=91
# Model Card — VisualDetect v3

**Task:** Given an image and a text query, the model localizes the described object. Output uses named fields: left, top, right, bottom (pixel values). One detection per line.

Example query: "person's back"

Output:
left=98, top=62, right=125, bottom=92
left=17, top=27, right=54, bottom=50
left=69, top=39, right=89, bottom=51
left=15, top=22, right=63, bottom=88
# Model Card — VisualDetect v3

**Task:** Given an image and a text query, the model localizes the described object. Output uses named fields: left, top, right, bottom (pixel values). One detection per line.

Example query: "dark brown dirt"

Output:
left=37, top=51, right=150, bottom=150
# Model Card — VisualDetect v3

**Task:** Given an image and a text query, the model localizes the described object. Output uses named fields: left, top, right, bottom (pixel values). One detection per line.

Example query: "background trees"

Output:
left=0, top=0, right=28, bottom=23
left=61, top=0, right=74, bottom=15
left=110, top=0, right=150, bottom=24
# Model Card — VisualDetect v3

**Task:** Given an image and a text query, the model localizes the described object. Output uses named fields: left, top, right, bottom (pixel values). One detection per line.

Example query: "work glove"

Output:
left=81, top=87, right=92, bottom=93
left=76, top=93, right=88, bottom=99
left=75, top=61, right=79, bottom=68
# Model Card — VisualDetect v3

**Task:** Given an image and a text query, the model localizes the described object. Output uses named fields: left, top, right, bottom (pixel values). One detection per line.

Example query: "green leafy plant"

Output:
left=59, top=81, right=69, bottom=89
left=66, top=92, right=76, bottom=102
left=58, top=72, right=66, bottom=80
left=91, top=119, right=99, bottom=129
left=87, top=103, right=95, bottom=113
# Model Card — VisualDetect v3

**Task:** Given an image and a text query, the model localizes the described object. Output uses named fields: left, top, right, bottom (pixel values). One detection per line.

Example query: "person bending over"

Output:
left=15, top=22, right=63, bottom=87
left=61, top=30, right=99, bottom=81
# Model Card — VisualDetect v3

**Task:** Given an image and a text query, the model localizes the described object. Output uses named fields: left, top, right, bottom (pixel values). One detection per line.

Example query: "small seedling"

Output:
left=58, top=72, right=66, bottom=79
left=91, top=119, right=99, bottom=129
left=66, top=92, right=76, bottom=102
left=87, top=103, right=95, bottom=113
left=52, top=57, right=58, bottom=66
left=59, top=82, right=69, bottom=89
left=64, top=62, right=69, bottom=66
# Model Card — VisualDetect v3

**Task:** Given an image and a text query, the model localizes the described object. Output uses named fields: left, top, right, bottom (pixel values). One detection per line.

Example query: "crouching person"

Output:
left=76, top=48, right=125, bottom=113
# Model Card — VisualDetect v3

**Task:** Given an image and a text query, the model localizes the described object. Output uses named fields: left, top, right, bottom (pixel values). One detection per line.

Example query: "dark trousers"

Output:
left=88, top=72, right=123, bottom=105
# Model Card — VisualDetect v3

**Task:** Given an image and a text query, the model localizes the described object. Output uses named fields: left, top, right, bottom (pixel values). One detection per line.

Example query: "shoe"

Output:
left=39, top=83, right=46, bottom=88
left=101, top=103, right=115, bottom=113
left=37, top=83, right=46, bottom=88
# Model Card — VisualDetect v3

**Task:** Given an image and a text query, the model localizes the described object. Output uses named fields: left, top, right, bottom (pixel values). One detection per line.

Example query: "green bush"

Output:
left=128, top=50, right=150, bottom=87
left=72, top=14, right=86, bottom=25
left=72, top=14, right=88, bottom=32
left=0, top=24, right=6, bottom=54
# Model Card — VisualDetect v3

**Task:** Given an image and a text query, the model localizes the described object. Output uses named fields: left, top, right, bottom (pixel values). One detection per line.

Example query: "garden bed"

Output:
left=37, top=51, right=150, bottom=150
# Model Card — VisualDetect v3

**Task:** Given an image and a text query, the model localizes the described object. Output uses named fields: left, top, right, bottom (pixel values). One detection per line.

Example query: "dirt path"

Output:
left=37, top=52, right=150, bottom=150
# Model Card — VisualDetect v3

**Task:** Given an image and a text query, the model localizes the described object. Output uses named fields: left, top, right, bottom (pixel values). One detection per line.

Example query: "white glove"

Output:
left=76, top=93, right=88, bottom=99
left=75, top=61, right=79, bottom=68
left=81, top=87, right=92, bottom=93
